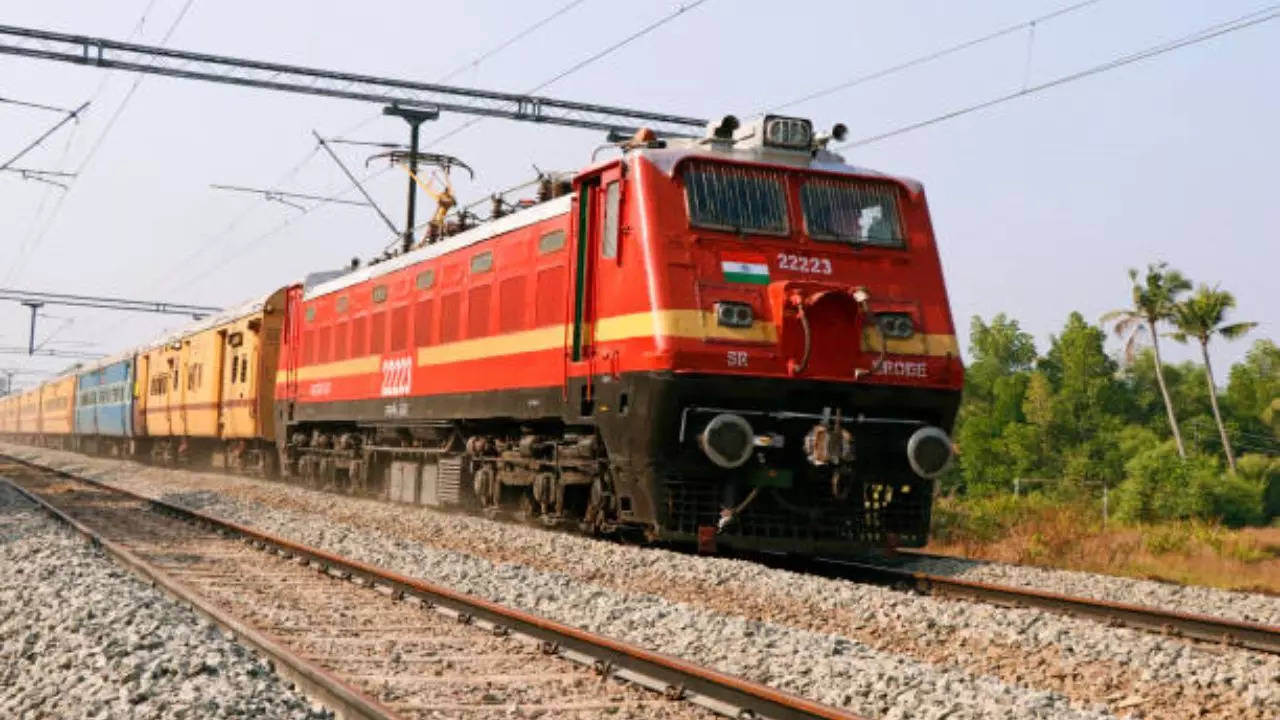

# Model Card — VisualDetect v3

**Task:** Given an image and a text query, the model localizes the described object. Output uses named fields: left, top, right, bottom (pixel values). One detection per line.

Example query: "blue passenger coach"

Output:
left=74, top=355, right=135, bottom=453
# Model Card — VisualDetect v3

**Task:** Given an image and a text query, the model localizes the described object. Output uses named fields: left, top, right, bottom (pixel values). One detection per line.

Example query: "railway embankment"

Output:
left=5, top=442, right=1279, bottom=720
left=0, top=480, right=327, bottom=720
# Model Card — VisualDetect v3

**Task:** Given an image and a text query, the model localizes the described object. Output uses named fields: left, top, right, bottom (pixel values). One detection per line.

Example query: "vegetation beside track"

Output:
left=928, top=493, right=1280, bottom=594
left=935, top=263, right=1279, bottom=593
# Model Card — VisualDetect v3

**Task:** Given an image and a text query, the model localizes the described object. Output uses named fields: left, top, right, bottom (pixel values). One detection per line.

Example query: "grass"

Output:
left=927, top=494, right=1280, bottom=594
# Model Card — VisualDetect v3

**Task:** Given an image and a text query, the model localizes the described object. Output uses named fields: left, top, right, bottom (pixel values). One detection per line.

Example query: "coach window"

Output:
left=602, top=181, right=620, bottom=259
left=538, top=229, right=565, bottom=255
left=239, top=355, right=248, bottom=384
left=415, top=269, right=435, bottom=290
left=336, top=295, right=349, bottom=314
left=305, top=305, right=316, bottom=323
left=372, top=285, right=388, bottom=304
left=230, top=356, right=239, bottom=384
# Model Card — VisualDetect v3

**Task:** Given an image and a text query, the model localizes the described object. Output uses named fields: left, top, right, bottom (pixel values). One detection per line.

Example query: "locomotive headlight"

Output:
left=715, top=301, right=754, bottom=328
left=700, top=413, right=754, bottom=469
left=877, top=313, right=915, bottom=339
left=906, top=426, right=954, bottom=478
left=762, top=115, right=813, bottom=150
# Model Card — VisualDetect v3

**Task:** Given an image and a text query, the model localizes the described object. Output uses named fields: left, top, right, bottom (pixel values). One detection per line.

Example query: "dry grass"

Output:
left=927, top=495, right=1280, bottom=595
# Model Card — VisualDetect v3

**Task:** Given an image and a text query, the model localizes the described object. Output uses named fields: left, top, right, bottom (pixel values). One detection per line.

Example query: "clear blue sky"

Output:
left=2, top=0, right=1276, bottom=389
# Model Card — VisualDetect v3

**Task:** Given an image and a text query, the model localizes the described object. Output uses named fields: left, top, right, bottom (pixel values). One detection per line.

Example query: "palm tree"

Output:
left=1101, top=263, right=1191, bottom=458
left=1169, top=285, right=1257, bottom=472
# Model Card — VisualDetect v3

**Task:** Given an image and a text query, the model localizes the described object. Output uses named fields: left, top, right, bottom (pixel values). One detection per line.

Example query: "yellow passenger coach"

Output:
left=135, top=288, right=287, bottom=471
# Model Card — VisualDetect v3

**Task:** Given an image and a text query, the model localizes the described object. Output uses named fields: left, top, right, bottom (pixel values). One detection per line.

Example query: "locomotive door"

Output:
left=133, top=354, right=148, bottom=437
left=569, top=177, right=599, bottom=363
left=568, top=165, right=622, bottom=365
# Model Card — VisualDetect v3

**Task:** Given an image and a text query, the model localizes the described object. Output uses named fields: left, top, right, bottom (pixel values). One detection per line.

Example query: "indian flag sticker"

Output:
left=721, top=251, right=770, bottom=285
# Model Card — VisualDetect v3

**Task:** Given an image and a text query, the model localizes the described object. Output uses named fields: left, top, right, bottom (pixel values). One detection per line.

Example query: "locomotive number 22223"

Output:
left=776, top=253, right=832, bottom=275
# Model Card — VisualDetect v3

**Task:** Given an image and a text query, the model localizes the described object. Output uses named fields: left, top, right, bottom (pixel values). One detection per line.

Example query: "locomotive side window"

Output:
left=537, top=229, right=565, bottom=254
left=602, top=181, right=620, bottom=259
left=683, top=162, right=788, bottom=235
left=470, top=251, right=493, bottom=274
left=801, top=179, right=905, bottom=248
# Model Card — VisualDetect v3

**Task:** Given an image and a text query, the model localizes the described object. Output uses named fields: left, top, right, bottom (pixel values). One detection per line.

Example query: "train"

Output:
left=1, top=114, right=964, bottom=556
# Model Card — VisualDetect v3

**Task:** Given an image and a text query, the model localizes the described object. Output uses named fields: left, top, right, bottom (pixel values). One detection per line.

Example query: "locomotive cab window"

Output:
left=801, top=178, right=905, bottom=248
left=683, top=162, right=788, bottom=235
left=602, top=182, right=620, bottom=259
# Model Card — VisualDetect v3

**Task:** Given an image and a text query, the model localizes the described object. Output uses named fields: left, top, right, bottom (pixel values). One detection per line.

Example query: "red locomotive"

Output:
left=274, top=114, right=963, bottom=555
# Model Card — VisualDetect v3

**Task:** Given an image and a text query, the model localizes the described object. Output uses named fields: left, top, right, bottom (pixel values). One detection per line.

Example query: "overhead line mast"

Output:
left=0, top=24, right=707, bottom=137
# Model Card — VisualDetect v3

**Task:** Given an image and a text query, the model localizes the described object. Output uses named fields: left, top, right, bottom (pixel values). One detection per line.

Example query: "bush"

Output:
left=1237, top=454, right=1280, bottom=522
left=1114, top=442, right=1269, bottom=526
left=1206, top=472, right=1265, bottom=527
left=1113, top=442, right=1218, bottom=523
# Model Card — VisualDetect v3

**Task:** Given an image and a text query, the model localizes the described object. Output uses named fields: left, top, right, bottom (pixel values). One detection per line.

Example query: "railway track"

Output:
left=768, top=553, right=1280, bottom=656
left=0, top=454, right=866, bottom=720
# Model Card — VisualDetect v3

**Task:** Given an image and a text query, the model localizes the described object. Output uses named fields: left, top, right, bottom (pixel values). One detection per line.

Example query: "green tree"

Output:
left=1170, top=285, right=1258, bottom=472
left=1040, top=312, right=1125, bottom=489
left=953, top=315, right=1038, bottom=493
left=1101, top=263, right=1192, bottom=458
left=1226, top=339, right=1280, bottom=440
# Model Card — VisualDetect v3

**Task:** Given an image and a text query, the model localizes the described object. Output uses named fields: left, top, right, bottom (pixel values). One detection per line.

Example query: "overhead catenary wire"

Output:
left=434, top=0, right=592, bottom=84
left=423, top=0, right=713, bottom=149
left=145, top=0, right=599, bottom=297
left=0, top=102, right=89, bottom=172
left=166, top=1, right=709, bottom=295
left=765, top=0, right=1105, bottom=115
left=0, top=95, right=79, bottom=114
left=4, top=0, right=199, bottom=284
left=838, top=3, right=1280, bottom=150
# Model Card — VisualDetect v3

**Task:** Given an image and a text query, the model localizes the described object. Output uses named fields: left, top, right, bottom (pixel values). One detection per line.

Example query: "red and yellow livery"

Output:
left=273, top=115, right=964, bottom=554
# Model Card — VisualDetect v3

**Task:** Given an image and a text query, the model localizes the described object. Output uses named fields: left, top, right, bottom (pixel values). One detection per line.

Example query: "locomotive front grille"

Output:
left=662, top=478, right=929, bottom=549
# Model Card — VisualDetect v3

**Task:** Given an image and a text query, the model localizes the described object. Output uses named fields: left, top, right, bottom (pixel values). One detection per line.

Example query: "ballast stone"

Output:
left=0, top=482, right=328, bottom=720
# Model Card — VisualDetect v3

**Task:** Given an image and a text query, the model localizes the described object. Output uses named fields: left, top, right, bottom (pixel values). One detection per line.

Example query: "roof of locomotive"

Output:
left=302, top=141, right=924, bottom=302
left=633, top=144, right=925, bottom=194
left=304, top=193, right=574, bottom=301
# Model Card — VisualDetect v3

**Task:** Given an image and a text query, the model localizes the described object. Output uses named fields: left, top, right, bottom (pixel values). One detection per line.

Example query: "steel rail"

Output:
left=814, top=556, right=1280, bottom=655
left=0, top=454, right=869, bottom=720
left=0, top=473, right=399, bottom=720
